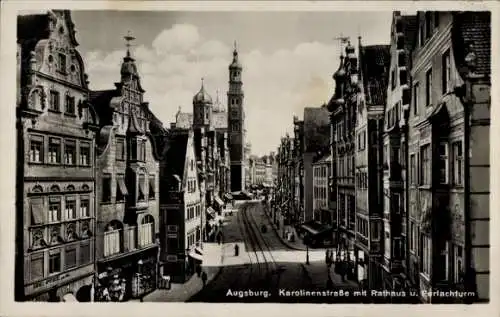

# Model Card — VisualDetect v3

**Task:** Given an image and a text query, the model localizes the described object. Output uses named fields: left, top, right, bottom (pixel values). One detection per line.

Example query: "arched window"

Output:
left=32, top=185, right=43, bottom=193
left=81, top=184, right=90, bottom=191
left=104, top=220, right=123, bottom=257
left=50, top=185, right=61, bottom=192
left=139, top=215, right=154, bottom=247
left=66, top=185, right=75, bottom=191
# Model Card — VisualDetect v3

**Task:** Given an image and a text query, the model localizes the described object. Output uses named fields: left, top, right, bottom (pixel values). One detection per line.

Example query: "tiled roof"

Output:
left=303, top=107, right=330, bottom=153
left=452, top=11, right=491, bottom=78
left=89, top=90, right=117, bottom=125
left=360, top=45, right=391, bottom=106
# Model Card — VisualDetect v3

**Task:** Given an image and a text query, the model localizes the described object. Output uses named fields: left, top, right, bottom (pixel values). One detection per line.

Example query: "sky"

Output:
left=33, top=10, right=393, bottom=156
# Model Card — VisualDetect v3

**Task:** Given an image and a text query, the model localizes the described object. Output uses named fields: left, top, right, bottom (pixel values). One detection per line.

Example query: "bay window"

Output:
left=438, top=142, right=449, bottom=184
left=452, top=141, right=463, bottom=186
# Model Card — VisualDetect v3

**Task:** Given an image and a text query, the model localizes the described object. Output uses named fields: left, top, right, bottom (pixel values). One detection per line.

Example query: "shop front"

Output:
left=96, top=246, right=158, bottom=302
left=25, top=265, right=94, bottom=302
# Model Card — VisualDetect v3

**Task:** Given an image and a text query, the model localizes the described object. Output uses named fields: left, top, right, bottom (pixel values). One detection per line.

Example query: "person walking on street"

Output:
left=201, top=271, right=207, bottom=288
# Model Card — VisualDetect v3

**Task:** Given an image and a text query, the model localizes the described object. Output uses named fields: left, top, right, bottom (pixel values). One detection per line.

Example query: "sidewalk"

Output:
left=264, top=206, right=359, bottom=292
left=142, top=242, right=225, bottom=302
left=264, top=207, right=306, bottom=251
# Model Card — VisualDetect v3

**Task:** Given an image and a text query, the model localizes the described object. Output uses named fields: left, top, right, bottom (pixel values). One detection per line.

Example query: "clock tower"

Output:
left=227, top=41, right=245, bottom=192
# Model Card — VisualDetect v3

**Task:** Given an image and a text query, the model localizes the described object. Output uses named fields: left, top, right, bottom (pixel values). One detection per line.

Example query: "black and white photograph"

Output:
left=1, top=0, right=497, bottom=315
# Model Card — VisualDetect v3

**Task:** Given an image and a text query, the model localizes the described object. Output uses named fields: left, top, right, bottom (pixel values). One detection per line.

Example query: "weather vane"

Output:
left=124, top=30, right=136, bottom=56
left=334, top=33, right=350, bottom=56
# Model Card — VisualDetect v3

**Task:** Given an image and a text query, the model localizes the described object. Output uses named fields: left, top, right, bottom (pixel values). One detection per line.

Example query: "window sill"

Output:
left=418, top=185, right=432, bottom=190
left=27, top=161, right=44, bottom=165
left=64, top=113, right=77, bottom=118
left=100, top=201, right=113, bottom=205
left=48, top=109, right=62, bottom=114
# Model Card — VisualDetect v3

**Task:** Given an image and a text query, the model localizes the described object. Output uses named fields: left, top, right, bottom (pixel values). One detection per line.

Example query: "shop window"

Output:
left=48, top=138, right=61, bottom=164
left=30, top=253, right=44, bottom=281
left=452, top=141, right=463, bottom=186
left=80, top=242, right=91, bottom=265
left=29, top=135, right=44, bottom=163
left=79, top=142, right=90, bottom=166
left=65, top=247, right=77, bottom=269
left=80, top=198, right=89, bottom=218
left=49, top=250, right=62, bottom=274
left=65, top=197, right=76, bottom=220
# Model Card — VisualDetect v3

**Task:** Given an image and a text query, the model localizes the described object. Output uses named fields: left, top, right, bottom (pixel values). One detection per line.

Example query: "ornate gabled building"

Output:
left=16, top=10, right=100, bottom=301
left=382, top=12, right=417, bottom=295
left=354, top=40, right=392, bottom=292
left=293, top=117, right=305, bottom=225
left=159, top=128, right=203, bottom=283
left=91, top=34, right=162, bottom=301
left=327, top=41, right=359, bottom=268
left=407, top=11, right=490, bottom=303
left=227, top=43, right=246, bottom=192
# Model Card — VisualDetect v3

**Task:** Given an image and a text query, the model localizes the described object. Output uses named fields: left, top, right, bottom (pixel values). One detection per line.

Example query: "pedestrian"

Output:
left=326, top=276, right=333, bottom=289
left=234, top=243, right=239, bottom=256
left=325, top=249, right=329, bottom=266
left=201, top=271, right=207, bottom=287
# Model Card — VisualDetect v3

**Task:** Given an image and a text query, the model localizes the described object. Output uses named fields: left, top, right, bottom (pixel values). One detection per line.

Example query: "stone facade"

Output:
left=228, top=45, right=246, bottom=192
left=91, top=44, right=161, bottom=301
left=16, top=10, right=99, bottom=301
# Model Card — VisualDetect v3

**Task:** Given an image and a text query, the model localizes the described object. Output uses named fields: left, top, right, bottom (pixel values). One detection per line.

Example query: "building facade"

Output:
left=16, top=10, right=99, bottom=301
left=327, top=43, right=359, bottom=267
left=312, top=154, right=332, bottom=224
left=91, top=42, right=161, bottom=301
left=356, top=41, right=391, bottom=291
left=159, top=129, right=203, bottom=283
left=407, top=11, right=490, bottom=303
left=382, top=12, right=417, bottom=294
left=228, top=44, right=246, bottom=192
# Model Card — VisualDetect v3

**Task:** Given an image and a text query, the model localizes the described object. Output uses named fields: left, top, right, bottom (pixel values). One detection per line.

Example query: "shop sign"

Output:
left=25, top=264, right=93, bottom=295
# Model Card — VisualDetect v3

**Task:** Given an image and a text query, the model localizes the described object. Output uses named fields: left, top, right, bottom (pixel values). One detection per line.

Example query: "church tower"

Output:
left=227, top=41, right=245, bottom=192
left=192, top=78, right=213, bottom=129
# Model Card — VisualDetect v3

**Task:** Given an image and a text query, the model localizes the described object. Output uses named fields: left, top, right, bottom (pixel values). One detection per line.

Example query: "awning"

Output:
left=301, top=222, right=333, bottom=237
left=224, top=193, right=233, bottom=200
left=188, top=249, right=203, bottom=261
left=31, top=200, right=44, bottom=225
left=214, top=196, right=224, bottom=207
left=62, top=293, right=78, bottom=302
left=194, top=247, right=203, bottom=256
left=117, top=178, right=128, bottom=196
